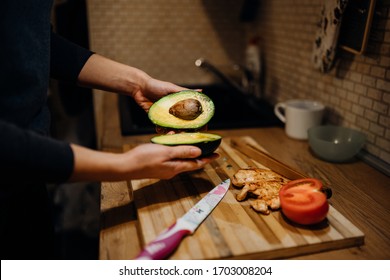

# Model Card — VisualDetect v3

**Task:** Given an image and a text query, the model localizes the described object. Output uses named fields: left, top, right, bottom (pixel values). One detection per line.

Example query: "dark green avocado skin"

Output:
left=151, top=137, right=221, bottom=156
left=192, top=138, right=221, bottom=156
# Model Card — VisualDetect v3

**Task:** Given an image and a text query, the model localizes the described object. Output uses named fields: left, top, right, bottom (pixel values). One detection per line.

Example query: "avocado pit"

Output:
left=169, top=98, right=203, bottom=120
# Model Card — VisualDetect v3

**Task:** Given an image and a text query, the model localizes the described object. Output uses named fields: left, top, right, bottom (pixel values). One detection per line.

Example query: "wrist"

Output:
left=78, top=54, right=152, bottom=97
left=123, top=66, right=151, bottom=97
left=69, top=144, right=125, bottom=182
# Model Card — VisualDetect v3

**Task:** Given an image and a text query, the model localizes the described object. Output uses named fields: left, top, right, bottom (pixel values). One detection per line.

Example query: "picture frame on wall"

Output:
left=339, top=0, right=377, bottom=55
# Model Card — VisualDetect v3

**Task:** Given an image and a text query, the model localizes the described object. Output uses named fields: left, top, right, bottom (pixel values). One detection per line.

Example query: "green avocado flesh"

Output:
left=151, top=132, right=222, bottom=156
left=148, top=90, right=215, bottom=129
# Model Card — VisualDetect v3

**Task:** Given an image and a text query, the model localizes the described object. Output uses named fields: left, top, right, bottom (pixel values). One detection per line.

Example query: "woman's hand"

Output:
left=69, top=143, right=218, bottom=182
left=131, top=77, right=187, bottom=112
left=77, top=54, right=186, bottom=112
left=118, top=143, right=218, bottom=180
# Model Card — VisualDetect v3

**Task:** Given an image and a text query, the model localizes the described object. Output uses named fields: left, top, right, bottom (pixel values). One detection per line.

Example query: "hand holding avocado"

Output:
left=120, top=143, right=218, bottom=180
left=68, top=66, right=220, bottom=182
left=129, top=76, right=188, bottom=112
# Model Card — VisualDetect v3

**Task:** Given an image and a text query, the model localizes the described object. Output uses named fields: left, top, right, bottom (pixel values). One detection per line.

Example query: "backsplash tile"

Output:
left=248, top=0, right=390, bottom=165
left=86, top=0, right=246, bottom=86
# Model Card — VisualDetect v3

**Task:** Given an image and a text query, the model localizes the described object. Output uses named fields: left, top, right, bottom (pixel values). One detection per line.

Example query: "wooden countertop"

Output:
left=96, top=93, right=390, bottom=260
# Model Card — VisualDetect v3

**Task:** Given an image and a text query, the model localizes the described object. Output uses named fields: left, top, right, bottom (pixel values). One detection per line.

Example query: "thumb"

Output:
left=170, top=146, right=202, bottom=159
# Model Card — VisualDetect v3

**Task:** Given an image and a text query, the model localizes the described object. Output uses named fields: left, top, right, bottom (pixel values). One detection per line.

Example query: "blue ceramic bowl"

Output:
left=308, top=125, right=366, bottom=162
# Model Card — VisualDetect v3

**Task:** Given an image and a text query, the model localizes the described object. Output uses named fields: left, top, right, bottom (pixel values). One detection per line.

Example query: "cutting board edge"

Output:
left=217, top=235, right=365, bottom=260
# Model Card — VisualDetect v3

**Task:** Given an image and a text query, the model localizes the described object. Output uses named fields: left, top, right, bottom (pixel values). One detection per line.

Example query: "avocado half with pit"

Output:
left=148, top=90, right=215, bottom=129
left=148, top=90, right=221, bottom=156
left=151, top=132, right=222, bottom=156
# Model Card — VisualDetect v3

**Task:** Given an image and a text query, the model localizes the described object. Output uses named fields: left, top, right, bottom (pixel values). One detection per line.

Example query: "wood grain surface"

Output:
left=97, top=93, right=389, bottom=259
left=128, top=136, right=364, bottom=260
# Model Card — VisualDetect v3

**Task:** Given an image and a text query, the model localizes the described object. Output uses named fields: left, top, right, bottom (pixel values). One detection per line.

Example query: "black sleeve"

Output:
left=50, top=31, right=94, bottom=83
left=0, top=120, right=74, bottom=184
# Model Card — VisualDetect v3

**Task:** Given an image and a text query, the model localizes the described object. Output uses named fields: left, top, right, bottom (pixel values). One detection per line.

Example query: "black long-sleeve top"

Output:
left=1, top=0, right=94, bottom=259
left=0, top=0, right=93, bottom=184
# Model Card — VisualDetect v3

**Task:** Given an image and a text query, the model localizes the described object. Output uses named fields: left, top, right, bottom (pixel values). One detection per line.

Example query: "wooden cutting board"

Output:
left=127, top=136, right=364, bottom=259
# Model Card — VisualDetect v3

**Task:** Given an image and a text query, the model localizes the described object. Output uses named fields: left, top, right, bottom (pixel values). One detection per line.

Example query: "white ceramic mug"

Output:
left=274, top=99, right=325, bottom=140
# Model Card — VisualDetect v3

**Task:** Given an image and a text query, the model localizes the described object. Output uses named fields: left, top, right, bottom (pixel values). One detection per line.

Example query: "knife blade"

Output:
left=135, top=178, right=230, bottom=260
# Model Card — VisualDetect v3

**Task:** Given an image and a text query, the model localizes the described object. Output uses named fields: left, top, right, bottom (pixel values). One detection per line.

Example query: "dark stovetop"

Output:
left=118, top=84, right=282, bottom=135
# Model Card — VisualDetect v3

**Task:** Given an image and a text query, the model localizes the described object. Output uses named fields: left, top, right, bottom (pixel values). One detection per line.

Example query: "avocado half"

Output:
left=148, top=90, right=215, bottom=129
left=151, top=132, right=222, bottom=156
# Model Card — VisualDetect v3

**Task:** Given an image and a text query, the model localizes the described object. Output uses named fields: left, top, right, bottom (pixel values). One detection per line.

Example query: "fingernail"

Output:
left=190, top=148, right=201, bottom=156
left=213, top=153, right=220, bottom=159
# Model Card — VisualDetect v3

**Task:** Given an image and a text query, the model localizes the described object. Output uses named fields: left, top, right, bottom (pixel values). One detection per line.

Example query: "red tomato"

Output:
left=279, top=178, right=329, bottom=225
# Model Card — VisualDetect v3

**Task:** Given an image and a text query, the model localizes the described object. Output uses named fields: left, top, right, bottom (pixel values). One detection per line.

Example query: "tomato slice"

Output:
left=279, top=178, right=329, bottom=225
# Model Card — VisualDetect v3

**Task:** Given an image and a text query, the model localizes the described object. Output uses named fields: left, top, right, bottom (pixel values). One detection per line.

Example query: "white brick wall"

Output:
left=250, top=0, right=390, bottom=164
left=86, top=0, right=246, bottom=86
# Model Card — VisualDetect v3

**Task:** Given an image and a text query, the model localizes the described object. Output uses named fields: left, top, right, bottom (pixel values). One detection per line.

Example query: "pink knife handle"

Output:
left=135, top=221, right=191, bottom=260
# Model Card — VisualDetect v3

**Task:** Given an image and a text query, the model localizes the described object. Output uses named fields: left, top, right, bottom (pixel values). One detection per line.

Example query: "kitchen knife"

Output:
left=135, top=178, right=230, bottom=260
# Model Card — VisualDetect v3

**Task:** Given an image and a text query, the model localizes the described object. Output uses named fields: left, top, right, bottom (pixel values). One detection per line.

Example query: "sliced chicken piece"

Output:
left=250, top=197, right=280, bottom=215
left=266, top=197, right=281, bottom=210
left=250, top=181, right=282, bottom=199
left=250, top=199, right=269, bottom=214
left=231, top=169, right=258, bottom=187
left=231, top=168, right=289, bottom=215
left=232, top=168, right=284, bottom=187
